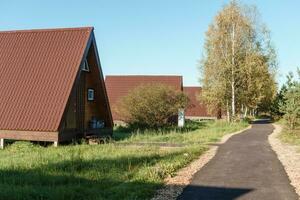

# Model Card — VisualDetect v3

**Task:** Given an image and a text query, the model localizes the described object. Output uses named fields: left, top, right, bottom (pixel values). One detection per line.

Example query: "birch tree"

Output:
left=200, top=0, right=277, bottom=120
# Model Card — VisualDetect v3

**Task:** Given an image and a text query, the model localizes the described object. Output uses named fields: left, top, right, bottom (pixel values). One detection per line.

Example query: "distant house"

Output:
left=0, top=27, right=113, bottom=148
left=105, top=75, right=214, bottom=124
left=105, top=75, right=183, bottom=123
left=183, top=87, right=216, bottom=120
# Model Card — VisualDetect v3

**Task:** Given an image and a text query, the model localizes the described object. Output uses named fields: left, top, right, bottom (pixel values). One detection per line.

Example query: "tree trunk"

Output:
left=231, top=23, right=236, bottom=119
left=226, top=100, right=230, bottom=122
left=243, top=106, right=248, bottom=118
left=217, top=107, right=222, bottom=119
left=231, top=81, right=235, bottom=118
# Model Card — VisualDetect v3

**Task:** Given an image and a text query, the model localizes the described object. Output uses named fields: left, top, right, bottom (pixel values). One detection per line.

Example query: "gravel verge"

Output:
left=151, top=125, right=252, bottom=200
left=269, top=124, right=300, bottom=199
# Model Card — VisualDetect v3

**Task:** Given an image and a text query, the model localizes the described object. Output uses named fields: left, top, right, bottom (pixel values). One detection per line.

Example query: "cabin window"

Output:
left=82, top=59, right=90, bottom=72
left=87, top=89, right=95, bottom=101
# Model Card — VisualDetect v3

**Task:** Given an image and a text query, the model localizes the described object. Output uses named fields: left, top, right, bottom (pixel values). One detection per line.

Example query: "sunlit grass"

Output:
left=114, top=120, right=248, bottom=144
left=277, top=119, right=300, bottom=147
left=279, top=128, right=300, bottom=147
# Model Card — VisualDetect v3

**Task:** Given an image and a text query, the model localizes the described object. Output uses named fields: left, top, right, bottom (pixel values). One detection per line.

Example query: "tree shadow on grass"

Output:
left=0, top=152, right=185, bottom=200
left=0, top=169, right=161, bottom=200
left=0, top=150, right=254, bottom=200
left=0, top=166, right=254, bottom=200
left=0, top=142, right=253, bottom=200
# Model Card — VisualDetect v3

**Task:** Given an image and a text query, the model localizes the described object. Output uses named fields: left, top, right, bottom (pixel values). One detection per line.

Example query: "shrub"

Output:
left=280, top=71, right=300, bottom=129
left=115, top=84, right=189, bottom=129
left=280, top=87, right=300, bottom=129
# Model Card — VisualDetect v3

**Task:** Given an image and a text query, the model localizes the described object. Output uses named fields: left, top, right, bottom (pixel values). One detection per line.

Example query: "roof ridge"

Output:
left=106, top=75, right=183, bottom=77
left=0, top=27, right=94, bottom=34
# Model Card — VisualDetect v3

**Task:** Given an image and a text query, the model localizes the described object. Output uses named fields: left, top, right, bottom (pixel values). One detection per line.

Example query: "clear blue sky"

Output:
left=0, top=0, right=299, bottom=87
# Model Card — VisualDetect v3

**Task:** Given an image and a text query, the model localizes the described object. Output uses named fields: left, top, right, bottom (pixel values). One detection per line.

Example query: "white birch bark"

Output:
left=226, top=100, right=230, bottom=122
left=231, top=22, right=236, bottom=119
left=243, top=106, right=248, bottom=118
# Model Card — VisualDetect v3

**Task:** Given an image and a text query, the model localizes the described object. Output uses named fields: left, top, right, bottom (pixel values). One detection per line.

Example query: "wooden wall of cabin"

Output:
left=63, top=87, right=77, bottom=130
left=58, top=78, right=83, bottom=142
left=60, top=75, right=85, bottom=134
left=59, top=40, right=113, bottom=141
left=84, top=43, right=113, bottom=129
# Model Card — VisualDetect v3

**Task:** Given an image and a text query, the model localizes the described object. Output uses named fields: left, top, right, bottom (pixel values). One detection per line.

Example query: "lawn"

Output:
left=114, top=120, right=248, bottom=144
left=0, top=120, right=248, bottom=200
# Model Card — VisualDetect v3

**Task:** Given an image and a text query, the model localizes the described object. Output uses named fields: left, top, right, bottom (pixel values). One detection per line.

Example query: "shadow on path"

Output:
left=249, top=118, right=272, bottom=124
left=177, top=185, right=253, bottom=200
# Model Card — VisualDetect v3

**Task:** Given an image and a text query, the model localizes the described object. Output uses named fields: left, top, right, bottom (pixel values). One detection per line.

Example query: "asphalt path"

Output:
left=178, top=120, right=298, bottom=200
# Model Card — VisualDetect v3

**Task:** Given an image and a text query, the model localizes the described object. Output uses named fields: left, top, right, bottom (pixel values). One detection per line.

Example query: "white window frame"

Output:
left=82, top=59, right=90, bottom=72
left=87, top=88, right=95, bottom=101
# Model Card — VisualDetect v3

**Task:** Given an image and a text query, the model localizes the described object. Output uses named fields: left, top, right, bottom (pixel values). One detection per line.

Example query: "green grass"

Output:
left=114, top=120, right=248, bottom=144
left=276, top=119, right=300, bottom=147
left=0, top=120, right=248, bottom=200
left=278, top=128, right=300, bottom=147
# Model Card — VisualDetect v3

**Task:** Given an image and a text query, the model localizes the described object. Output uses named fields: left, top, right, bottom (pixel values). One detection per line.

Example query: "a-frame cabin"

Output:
left=0, top=27, right=113, bottom=148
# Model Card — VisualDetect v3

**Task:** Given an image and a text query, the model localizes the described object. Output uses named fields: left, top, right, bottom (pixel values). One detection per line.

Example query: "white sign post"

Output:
left=178, top=109, right=185, bottom=128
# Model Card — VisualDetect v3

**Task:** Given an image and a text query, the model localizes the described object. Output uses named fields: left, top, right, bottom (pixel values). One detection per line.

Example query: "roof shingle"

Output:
left=183, top=87, right=211, bottom=117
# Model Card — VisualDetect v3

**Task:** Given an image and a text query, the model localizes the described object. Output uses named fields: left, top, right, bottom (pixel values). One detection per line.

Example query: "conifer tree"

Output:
left=280, top=70, right=300, bottom=129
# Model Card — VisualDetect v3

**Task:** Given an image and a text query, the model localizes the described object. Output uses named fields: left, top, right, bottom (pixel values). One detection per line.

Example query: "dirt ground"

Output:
left=269, top=124, right=300, bottom=199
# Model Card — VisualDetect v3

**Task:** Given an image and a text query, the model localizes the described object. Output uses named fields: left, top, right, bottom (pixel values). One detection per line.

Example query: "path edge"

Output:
left=269, top=124, right=300, bottom=199
left=151, top=125, right=252, bottom=200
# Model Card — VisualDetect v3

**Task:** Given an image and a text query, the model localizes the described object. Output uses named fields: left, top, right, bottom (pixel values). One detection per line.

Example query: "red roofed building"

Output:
left=183, top=87, right=215, bottom=119
left=105, top=75, right=183, bottom=122
left=0, top=27, right=113, bottom=148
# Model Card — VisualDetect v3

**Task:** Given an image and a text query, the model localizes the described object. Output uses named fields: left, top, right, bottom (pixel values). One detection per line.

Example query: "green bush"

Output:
left=279, top=71, right=300, bottom=129
left=115, top=84, right=189, bottom=129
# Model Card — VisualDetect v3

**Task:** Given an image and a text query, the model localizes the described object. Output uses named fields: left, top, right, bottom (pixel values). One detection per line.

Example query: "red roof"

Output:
left=183, top=87, right=211, bottom=117
left=105, top=75, right=183, bottom=120
left=0, top=27, right=93, bottom=131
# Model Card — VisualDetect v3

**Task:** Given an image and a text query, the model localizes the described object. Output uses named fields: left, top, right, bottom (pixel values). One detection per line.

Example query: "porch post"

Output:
left=0, top=138, right=4, bottom=149
left=53, top=141, right=58, bottom=147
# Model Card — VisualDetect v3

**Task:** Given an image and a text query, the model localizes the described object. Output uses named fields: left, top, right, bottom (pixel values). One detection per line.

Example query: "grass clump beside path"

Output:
left=279, top=128, right=300, bottom=146
left=277, top=119, right=300, bottom=147
left=0, top=120, right=248, bottom=200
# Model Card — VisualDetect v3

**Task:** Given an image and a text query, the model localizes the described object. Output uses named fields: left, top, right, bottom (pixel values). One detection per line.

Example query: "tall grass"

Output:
left=279, top=128, right=300, bottom=146
left=277, top=119, right=300, bottom=147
